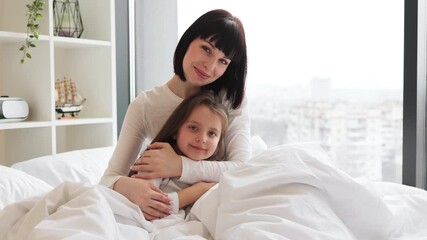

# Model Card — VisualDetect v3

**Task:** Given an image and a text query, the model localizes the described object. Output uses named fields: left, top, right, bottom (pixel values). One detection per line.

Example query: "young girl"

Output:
left=129, top=91, right=228, bottom=215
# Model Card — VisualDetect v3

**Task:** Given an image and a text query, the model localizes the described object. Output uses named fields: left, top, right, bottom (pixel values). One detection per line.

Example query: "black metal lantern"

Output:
left=53, top=0, right=84, bottom=38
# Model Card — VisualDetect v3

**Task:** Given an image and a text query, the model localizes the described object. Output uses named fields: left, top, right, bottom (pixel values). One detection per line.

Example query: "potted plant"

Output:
left=19, top=0, right=45, bottom=64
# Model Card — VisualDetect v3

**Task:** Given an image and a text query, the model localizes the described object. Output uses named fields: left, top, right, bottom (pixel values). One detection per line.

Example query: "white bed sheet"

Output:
left=1, top=143, right=427, bottom=239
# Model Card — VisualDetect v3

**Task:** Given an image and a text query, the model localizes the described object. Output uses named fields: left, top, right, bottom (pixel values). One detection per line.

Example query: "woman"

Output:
left=99, top=9, right=251, bottom=220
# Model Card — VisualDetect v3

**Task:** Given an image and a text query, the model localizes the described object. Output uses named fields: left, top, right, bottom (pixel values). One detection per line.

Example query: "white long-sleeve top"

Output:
left=99, top=83, right=252, bottom=188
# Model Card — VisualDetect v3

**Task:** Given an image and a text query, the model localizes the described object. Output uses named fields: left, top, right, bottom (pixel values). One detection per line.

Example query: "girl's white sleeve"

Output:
left=99, top=99, right=147, bottom=188
left=179, top=97, right=252, bottom=184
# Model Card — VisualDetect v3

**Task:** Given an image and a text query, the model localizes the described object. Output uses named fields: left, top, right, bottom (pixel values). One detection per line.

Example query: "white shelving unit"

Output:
left=0, top=0, right=117, bottom=166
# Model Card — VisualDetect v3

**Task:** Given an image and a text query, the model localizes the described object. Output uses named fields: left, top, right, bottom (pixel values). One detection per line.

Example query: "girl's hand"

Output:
left=114, top=176, right=172, bottom=220
left=130, top=142, right=183, bottom=179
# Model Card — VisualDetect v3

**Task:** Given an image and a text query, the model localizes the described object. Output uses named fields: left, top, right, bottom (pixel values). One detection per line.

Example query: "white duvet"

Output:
left=1, top=143, right=427, bottom=240
left=190, top=144, right=427, bottom=239
left=0, top=182, right=152, bottom=239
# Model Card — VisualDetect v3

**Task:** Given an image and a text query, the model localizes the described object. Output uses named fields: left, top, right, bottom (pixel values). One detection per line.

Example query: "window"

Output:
left=178, top=0, right=405, bottom=183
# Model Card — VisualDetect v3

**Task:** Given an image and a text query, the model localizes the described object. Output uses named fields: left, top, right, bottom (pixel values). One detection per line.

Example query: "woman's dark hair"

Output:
left=173, top=9, right=247, bottom=109
left=128, top=91, right=229, bottom=177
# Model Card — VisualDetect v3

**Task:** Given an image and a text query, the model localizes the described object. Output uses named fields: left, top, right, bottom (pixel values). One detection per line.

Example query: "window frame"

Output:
left=403, top=0, right=427, bottom=189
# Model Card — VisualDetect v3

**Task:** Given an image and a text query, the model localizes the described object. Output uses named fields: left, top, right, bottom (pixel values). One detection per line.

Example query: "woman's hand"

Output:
left=113, top=176, right=172, bottom=220
left=130, top=142, right=183, bottom=179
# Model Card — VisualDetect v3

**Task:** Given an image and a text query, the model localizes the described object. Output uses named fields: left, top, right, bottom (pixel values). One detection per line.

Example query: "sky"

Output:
left=177, top=0, right=404, bottom=90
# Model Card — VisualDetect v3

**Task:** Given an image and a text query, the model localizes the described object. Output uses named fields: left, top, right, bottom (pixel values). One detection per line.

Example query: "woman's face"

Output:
left=182, top=38, right=231, bottom=87
left=176, top=105, right=223, bottom=160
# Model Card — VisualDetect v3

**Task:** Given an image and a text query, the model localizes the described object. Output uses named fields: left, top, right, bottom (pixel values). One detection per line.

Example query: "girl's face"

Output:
left=176, top=105, right=223, bottom=160
left=182, top=38, right=231, bottom=87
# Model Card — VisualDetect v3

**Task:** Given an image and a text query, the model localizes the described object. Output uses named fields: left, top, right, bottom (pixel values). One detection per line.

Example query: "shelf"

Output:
left=54, top=118, right=113, bottom=126
left=54, top=36, right=111, bottom=48
left=0, top=121, right=51, bottom=130
left=0, top=31, right=49, bottom=43
left=0, top=31, right=109, bottom=47
left=0, top=117, right=113, bottom=130
left=0, top=0, right=116, bottom=166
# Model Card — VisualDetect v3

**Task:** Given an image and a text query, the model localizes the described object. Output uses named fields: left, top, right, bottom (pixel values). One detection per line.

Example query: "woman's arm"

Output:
left=99, top=94, right=173, bottom=219
left=130, top=97, right=252, bottom=184
left=99, top=98, right=147, bottom=188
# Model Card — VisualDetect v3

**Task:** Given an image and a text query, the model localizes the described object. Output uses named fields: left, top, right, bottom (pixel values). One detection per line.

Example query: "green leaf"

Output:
left=20, top=0, right=45, bottom=64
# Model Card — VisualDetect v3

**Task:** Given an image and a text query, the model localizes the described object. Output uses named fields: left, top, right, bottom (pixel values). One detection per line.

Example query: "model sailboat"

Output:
left=55, top=77, right=86, bottom=119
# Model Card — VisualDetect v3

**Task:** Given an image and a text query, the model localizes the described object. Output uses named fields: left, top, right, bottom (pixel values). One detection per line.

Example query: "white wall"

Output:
left=134, top=0, right=177, bottom=95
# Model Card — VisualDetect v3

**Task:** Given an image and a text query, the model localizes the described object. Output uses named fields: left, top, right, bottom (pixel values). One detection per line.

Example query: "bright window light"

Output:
left=178, top=0, right=404, bottom=183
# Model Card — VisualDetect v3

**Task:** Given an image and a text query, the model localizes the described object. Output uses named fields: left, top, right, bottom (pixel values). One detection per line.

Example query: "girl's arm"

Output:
left=177, top=182, right=216, bottom=209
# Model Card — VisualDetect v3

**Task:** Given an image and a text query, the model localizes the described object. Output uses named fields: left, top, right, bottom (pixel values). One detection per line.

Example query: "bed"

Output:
left=1, top=140, right=427, bottom=240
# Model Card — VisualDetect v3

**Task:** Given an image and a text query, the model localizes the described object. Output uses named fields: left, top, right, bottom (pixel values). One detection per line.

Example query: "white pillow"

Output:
left=0, top=166, right=52, bottom=210
left=11, top=147, right=113, bottom=187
